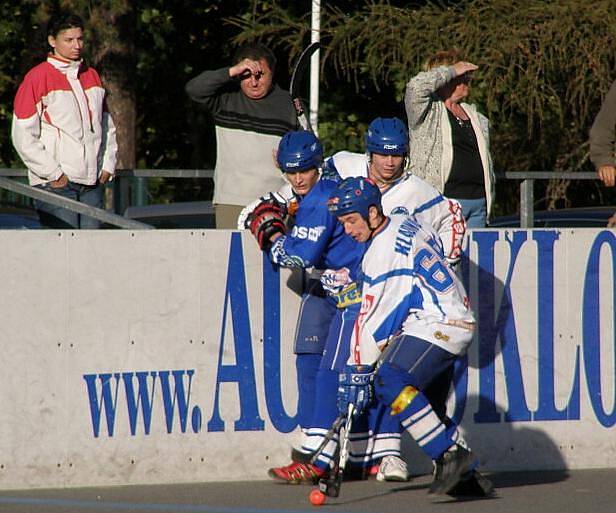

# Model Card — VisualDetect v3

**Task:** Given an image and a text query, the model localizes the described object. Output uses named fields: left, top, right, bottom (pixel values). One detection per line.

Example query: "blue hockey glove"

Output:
left=337, top=364, right=374, bottom=417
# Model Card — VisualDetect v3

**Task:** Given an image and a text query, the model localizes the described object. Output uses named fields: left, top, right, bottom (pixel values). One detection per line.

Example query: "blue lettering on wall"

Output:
left=473, top=230, right=531, bottom=423
left=123, top=371, right=156, bottom=435
left=207, top=233, right=265, bottom=432
left=84, top=373, right=121, bottom=437
left=84, top=370, right=198, bottom=437
left=262, top=256, right=298, bottom=433
left=83, top=229, right=616, bottom=441
left=583, top=231, right=616, bottom=427
left=533, top=231, right=580, bottom=421
left=451, top=354, right=468, bottom=426
left=159, top=370, right=197, bottom=433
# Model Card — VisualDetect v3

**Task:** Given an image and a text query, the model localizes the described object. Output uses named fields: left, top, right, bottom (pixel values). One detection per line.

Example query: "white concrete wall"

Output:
left=0, top=228, right=614, bottom=489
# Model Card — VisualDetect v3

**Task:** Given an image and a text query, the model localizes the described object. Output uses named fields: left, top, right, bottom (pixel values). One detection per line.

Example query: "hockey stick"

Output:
left=317, top=403, right=355, bottom=497
left=309, top=413, right=345, bottom=466
left=290, top=42, right=320, bottom=133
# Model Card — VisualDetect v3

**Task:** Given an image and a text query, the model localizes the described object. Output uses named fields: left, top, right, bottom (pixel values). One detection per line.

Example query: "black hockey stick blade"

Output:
left=318, top=442, right=341, bottom=497
left=290, top=42, right=320, bottom=133
left=319, top=474, right=341, bottom=497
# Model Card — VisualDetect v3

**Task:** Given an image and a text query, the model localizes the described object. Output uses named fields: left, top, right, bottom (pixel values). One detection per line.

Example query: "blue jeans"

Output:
left=34, top=182, right=104, bottom=229
left=456, top=197, right=487, bottom=228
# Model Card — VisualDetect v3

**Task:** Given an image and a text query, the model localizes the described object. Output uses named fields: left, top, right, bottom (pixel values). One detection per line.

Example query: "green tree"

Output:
left=2, top=0, right=615, bottom=214
left=230, top=0, right=616, bottom=214
left=0, top=1, right=43, bottom=169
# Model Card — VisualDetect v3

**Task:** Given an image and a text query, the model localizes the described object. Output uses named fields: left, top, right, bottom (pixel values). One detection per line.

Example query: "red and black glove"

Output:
left=248, top=202, right=286, bottom=251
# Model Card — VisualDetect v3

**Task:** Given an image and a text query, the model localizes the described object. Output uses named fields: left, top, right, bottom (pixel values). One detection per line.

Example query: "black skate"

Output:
left=447, top=469, right=494, bottom=497
left=429, top=445, right=475, bottom=495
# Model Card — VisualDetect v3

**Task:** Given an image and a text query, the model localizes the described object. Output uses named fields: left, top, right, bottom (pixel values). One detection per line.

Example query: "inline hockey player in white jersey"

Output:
left=304, top=117, right=466, bottom=482
left=322, top=117, right=465, bottom=265
left=328, top=176, right=492, bottom=496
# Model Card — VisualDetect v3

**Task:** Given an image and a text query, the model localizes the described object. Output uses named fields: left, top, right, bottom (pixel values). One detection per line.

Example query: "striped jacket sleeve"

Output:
left=11, top=70, right=62, bottom=180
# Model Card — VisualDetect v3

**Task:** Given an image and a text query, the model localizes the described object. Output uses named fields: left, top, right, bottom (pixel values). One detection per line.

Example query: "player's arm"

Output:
left=430, top=197, right=466, bottom=265
left=269, top=202, right=335, bottom=268
left=245, top=199, right=288, bottom=252
left=322, top=152, right=369, bottom=181
left=237, top=184, right=295, bottom=230
left=352, top=267, right=413, bottom=365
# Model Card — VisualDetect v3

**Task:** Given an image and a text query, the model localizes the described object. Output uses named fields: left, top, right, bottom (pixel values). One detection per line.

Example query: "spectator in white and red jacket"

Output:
left=11, top=11, right=117, bottom=228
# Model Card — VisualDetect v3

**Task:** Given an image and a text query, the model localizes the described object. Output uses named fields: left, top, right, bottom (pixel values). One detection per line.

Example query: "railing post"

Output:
left=520, top=178, right=534, bottom=228
left=113, top=175, right=131, bottom=215
left=133, top=176, right=147, bottom=207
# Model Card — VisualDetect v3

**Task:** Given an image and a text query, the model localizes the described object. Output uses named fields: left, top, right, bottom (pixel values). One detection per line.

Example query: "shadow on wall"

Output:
left=401, top=393, right=568, bottom=480
left=402, top=238, right=568, bottom=479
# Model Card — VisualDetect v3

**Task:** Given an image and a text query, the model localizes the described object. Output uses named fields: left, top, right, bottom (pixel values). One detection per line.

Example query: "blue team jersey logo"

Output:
left=291, top=225, right=327, bottom=242
left=390, top=206, right=409, bottom=216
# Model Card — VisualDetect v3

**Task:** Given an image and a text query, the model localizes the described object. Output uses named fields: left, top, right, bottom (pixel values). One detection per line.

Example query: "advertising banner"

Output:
left=0, top=228, right=613, bottom=489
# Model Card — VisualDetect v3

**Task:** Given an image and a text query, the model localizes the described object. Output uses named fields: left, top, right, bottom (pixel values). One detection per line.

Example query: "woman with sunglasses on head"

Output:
left=405, top=49, right=495, bottom=228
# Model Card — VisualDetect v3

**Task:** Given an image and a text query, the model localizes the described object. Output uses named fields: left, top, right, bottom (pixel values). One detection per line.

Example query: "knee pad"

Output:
left=374, top=362, right=419, bottom=408
left=390, top=385, right=420, bottom=415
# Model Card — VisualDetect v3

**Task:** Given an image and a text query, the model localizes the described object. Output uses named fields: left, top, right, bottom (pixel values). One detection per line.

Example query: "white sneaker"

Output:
left=376, top=455, right=410, bottom=482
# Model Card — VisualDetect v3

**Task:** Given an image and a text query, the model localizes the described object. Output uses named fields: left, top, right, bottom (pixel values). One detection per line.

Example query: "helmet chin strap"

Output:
left=365, top=209, right=386, bottom=239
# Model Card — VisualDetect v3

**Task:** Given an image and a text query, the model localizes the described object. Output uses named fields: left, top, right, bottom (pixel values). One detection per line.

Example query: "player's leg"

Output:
left=268, top=294, right=340, bottom=484
left=374, top=335, right=477, bottom=494
left=293, top=286, right=336, bottom=432
left=302, top=300, right=410, bottom=482
left=424, top=364, right=494, bottom=496
left=369, top=403, right=409, bottom=482
left=302, top=304, right=358, bottom=471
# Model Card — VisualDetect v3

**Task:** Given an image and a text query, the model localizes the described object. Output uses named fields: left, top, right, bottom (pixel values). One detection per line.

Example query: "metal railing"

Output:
left=0, top=177, right=153, bottom=229
left=0, top=168, right=602, bottom=229
left=501, top=171, right=598, bottom=227
left=0, top=168, right=213, bottom=229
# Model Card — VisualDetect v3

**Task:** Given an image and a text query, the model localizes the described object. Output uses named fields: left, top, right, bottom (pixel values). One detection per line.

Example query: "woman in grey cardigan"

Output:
left=405, top=50, right=495, bottom=228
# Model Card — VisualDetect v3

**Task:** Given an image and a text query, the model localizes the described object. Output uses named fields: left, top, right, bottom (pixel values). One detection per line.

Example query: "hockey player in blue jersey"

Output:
left=328, top=176, right=492, bottom=496
left=240, top=130, right=376, bottom=483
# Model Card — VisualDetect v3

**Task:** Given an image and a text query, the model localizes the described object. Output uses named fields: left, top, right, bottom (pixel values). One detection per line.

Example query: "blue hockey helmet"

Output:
left=327, top=176, right=382, bottom=218
left=276, top=130, right=323, bottom=172
left=364, top=117, right=409, bottom=155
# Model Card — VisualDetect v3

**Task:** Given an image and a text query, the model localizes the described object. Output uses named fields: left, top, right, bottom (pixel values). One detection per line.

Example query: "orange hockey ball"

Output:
left=309, top=489, right=326, bottom=506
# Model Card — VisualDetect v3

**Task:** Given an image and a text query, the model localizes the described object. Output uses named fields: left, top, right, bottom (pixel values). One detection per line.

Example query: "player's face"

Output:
left=337, top=212, right=371, bottom=242
left=239, top=58, right=273, bottom=100
left=369, top=153, right=405, bottom=184
left=48, top=27, right=84, bottom=62
left=285, top=168, right=319, bottom=196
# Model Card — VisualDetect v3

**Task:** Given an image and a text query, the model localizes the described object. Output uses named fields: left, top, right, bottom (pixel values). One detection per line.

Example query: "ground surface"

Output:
left=0, top=469, right=610, bottom=513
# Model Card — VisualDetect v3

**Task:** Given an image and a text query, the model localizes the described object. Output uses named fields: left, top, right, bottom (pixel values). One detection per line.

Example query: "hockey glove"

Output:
left=237, top=192, right=289, bottom=230
left=248, top=202, right=286, bottom=251
left=337, top=364, right=374, bottom=417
